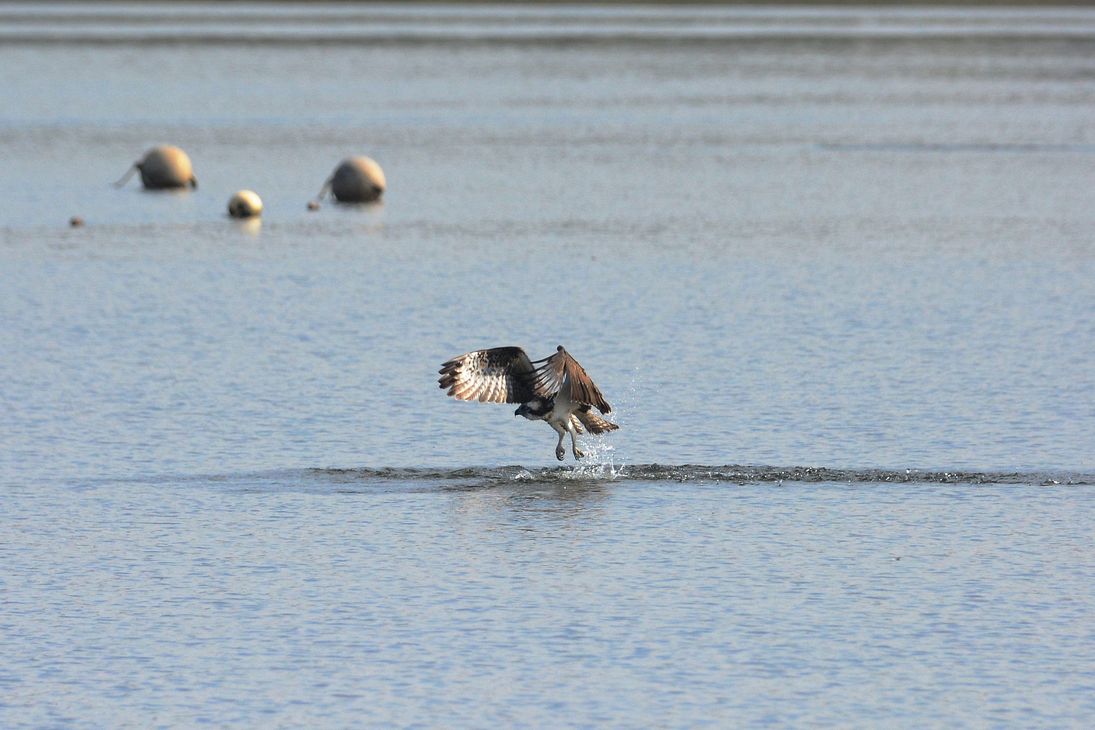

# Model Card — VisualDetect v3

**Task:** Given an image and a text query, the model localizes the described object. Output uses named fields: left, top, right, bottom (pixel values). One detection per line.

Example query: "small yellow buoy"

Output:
left=318, top=156, right=386, bottom=203
left=115, top=145, right=197, bottom=190
left=228, top=190, right=263, bottom=218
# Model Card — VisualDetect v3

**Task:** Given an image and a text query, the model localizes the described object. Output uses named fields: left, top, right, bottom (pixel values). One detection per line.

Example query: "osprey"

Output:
left=438, top=346, right=618, bottom=461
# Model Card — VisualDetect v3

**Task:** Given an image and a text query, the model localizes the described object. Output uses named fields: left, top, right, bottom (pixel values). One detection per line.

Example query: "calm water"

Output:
left=2, top=3, right=1094, bottom=727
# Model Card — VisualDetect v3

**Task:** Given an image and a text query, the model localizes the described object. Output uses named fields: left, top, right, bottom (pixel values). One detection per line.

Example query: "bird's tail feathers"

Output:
left=575, top=410, right=619, bottom=434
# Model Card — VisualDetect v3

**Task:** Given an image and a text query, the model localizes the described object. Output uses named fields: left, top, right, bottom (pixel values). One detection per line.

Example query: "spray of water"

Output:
left=567, top=433, right=622, bottom=480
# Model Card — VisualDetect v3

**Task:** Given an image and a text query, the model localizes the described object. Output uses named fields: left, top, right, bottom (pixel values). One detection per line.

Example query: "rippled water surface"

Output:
left=2, top=3, right=1094, bottom=727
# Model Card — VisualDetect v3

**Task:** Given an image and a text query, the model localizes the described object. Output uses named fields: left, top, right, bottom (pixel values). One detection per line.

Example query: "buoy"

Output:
left=69, top=216, right=85, bottom=227
left=228, top=190, right=263, bottom=218
left=114, top=145, right=197, bottom=190
left=307, top=200, right=321, bottom=211
left=317, top=156, right=385, bottom=203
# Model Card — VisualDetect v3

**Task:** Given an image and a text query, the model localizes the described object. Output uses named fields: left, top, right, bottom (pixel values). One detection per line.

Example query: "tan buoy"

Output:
left=316, top=156, right=385, bottom=203
left=114, top=145, right=197, bottom=190
left=227, top=190, right=263, bottom=218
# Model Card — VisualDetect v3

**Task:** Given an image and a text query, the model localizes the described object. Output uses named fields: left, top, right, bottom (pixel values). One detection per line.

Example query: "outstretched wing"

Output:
left=532, top=346, right=612, bottom=414
left=438, top=347, right=537, bottom=404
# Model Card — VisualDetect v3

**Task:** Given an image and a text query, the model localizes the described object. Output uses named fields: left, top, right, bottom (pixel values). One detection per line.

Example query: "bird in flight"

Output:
left=438, top=346, right=618, bottom=461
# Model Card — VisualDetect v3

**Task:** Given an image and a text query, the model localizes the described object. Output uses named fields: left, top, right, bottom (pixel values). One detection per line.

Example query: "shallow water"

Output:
left=2, top=3, right=1094, bottom=727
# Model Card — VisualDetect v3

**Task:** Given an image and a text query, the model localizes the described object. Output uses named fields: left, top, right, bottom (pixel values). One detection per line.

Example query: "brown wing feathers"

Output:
left=543, top=346, right=612, bottom=414
left=438, top=347, right=536, bottom=404
left=440, top=345, right=612, bottom=415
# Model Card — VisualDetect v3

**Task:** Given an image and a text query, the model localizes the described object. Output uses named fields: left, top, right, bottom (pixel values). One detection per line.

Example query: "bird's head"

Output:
left=514, top=404, right=529, bottom=419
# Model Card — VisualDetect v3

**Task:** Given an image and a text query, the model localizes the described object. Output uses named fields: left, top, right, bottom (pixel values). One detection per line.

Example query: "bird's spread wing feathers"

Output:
left=531, top=346, right=612, bottom=414
left=438, top=347, right=537, bottom=404
left=440, top=345, right=612, bottom=414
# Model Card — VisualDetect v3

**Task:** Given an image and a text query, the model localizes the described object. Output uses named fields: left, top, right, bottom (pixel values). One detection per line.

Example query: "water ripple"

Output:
left=305, top=464, right=1092, bottom=487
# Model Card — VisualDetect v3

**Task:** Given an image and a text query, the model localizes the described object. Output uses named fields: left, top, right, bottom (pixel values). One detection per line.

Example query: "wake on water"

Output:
left=309, top=462, right=1093, bottom=487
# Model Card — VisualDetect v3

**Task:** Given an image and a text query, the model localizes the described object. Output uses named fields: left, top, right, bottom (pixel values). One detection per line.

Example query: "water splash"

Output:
left=563, top=434, right=623, bottom=480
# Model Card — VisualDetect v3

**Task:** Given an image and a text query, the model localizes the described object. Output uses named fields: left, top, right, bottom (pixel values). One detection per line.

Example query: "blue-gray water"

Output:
left=1, top=3, right=1094, bottom=727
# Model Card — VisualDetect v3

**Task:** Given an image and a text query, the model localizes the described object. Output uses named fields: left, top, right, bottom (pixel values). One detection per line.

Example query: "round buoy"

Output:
left=228, top=190, right=263, bottom=218
left=69, top=216, right=85, bottom=227
left=318, top=156, right=385, bottom=203
left=114, top=145, right=197, bottom=190
left=307, top=200, right=321, bottom=211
